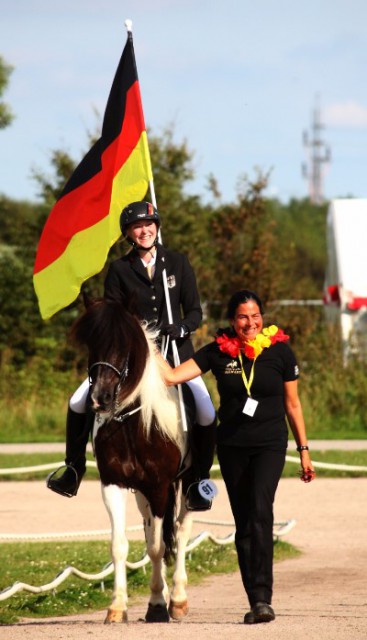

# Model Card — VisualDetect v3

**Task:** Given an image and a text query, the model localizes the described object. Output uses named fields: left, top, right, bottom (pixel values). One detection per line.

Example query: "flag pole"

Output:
left=124, top=20, right=188, bottom=432
left=149, top=180, right=188, bottom=433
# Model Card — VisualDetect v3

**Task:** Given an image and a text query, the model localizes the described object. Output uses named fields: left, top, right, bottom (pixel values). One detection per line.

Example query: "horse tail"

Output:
left=163, top=481, right=179, bottom=564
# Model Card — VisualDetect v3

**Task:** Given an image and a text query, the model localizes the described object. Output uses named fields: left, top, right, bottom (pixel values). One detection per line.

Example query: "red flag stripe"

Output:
left=34, top=81, right=144, bottom=274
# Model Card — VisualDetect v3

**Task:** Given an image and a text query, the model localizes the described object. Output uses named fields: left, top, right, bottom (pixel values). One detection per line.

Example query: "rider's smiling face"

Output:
left=126, top=220, right=158, bottom=249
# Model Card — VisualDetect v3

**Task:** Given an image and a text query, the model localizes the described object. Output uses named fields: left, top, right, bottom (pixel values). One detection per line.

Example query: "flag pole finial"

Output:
left=125, top=19, right=133, bottom=33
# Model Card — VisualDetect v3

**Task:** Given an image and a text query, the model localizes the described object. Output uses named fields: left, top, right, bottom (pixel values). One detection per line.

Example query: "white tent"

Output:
left=324, top=198, right=367, bottom=360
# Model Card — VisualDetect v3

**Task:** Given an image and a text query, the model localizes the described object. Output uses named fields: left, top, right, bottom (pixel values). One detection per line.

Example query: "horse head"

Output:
left=71, top=297, right=149, bottom=418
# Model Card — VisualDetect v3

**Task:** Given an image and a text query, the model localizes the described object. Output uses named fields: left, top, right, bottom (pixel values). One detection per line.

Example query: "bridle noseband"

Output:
left=88, top=356, right=129, bottom=408
left=88, top=359, right=129, bottom=382
left=88, top=355, right=141, bottom=423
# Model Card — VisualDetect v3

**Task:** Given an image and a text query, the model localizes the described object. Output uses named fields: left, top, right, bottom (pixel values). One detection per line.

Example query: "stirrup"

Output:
left=46, top=464, right=80, bottom=498
left=185, top=479, right=217, bottom=512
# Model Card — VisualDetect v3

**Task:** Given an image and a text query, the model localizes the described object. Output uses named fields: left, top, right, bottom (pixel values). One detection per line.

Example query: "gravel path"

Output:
left=1, top=473, right=366, bottom=639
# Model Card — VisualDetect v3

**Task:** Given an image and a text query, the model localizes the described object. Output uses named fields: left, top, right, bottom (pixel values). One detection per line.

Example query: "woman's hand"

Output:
left=299, top=450, right=316, bottom=483
left=155, top=352, right=203, bottom=386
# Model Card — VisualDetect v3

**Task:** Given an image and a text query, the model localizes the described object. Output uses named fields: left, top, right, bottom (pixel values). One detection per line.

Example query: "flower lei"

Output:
left=216, top=325, right=289, bottom=360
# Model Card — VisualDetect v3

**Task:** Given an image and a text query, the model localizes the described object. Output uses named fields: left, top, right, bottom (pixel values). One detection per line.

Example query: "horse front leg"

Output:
left=135, top=491, right=169, bottom=623
left=169, top=487, right=193, bottom=620
left=101, top=483, right=129, bottom=623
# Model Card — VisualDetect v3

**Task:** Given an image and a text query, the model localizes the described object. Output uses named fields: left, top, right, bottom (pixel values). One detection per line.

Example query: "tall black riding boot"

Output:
left=47, top=407, right=90, bottom=498
left=185, top=419, right=217, bottom=511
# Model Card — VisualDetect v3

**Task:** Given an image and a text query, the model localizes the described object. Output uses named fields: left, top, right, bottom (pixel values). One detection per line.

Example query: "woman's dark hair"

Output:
left=226, top=289, right=264, bottom=319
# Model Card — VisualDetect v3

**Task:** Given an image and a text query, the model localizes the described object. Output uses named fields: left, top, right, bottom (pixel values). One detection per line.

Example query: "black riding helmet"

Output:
left=120, top=201, right=160, bottom=236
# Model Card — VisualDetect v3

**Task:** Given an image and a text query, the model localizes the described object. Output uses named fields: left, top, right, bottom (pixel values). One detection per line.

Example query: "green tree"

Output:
left=268, top=197, right=327, bottom=299
left=146, top=126, right=214, bottom=292
left=0, top=56, right=14, bottom=129
left=207, top=170, right=280, bottom=321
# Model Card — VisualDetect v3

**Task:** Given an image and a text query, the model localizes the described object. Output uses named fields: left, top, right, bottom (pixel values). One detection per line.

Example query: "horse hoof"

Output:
left=104, top=608, right=128, bottom=624
left=169, top=599, right=189, bottom=620
left=145, top=603, right=170, bottom=623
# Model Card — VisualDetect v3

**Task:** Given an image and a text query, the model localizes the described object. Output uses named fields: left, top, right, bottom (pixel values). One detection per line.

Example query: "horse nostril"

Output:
left=95, top=391, right=113, bottom=408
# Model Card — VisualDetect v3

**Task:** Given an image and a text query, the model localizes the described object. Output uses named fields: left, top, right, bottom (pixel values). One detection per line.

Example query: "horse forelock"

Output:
left=73, top=298, right=143, bottom=364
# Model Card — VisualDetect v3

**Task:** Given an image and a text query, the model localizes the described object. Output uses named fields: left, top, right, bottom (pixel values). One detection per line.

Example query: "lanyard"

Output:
left=238, top=352, right=256, bottom=397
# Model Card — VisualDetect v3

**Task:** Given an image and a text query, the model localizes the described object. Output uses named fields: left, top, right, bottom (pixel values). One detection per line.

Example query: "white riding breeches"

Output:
left=186, top=376, right=216, bottom=426
left=69, top=374, right=215, bottom=426
left=69, top=378, right=89, bottom=414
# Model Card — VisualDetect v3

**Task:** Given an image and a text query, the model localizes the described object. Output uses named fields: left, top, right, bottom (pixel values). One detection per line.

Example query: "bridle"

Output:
left=88, top=355, right=141, bottom=423
left=88, top=359, right=129, bottom=382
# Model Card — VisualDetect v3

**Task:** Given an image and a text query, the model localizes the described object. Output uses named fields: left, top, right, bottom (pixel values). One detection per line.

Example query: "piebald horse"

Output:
left=71, top=297, right=195, bottom=623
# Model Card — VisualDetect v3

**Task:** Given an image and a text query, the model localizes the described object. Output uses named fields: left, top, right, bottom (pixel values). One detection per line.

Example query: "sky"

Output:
left=1, top=0, right=367, bottom=206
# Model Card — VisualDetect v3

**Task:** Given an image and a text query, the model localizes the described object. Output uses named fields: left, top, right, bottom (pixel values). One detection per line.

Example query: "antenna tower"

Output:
left=302, top=96, right=331, bottom=204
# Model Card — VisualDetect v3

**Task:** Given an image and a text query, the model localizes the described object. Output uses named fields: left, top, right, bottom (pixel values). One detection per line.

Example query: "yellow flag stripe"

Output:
left=34, top=133, right=152, bottom=320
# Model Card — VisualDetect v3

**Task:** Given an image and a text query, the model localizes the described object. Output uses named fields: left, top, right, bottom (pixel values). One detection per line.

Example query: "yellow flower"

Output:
left=262, top=325, right=278, bottom=337
left=247, top=333, right=272, bottom=358
left=242, top=325, right=289, bottom=359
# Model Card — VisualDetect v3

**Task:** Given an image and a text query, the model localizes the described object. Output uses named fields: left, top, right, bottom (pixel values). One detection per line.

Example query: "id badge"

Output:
left=242, top=397, right=258, bottom=417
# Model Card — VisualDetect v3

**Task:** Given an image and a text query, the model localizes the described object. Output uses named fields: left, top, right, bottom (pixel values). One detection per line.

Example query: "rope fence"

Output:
left=1, top=455, right=367, bottom=476
left=0, top=519, right=296, bottom=601
left=0, top=453, right=365, bottom=601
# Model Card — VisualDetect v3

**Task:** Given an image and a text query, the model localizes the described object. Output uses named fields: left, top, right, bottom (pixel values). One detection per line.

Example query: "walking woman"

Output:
left=159, top=289, right=315, bottom=624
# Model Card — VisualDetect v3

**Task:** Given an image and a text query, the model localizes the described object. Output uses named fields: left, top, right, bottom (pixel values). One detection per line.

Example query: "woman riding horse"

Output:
left=47, top=201, right=216, bottom=511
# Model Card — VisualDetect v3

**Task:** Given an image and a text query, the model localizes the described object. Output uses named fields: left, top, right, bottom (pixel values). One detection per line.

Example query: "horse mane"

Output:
left=139, top=322, right=184, bottom=454
left=72, top=298, right=184, bottom=454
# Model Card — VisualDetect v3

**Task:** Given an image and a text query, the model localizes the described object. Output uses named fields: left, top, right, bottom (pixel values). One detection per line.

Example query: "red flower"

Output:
left=244, top=344, right=256, bottom=359
left=269, top=328, right=289, bottom=344
left=215, top=326, right=290, bottom=360
left=216, top=333, right=241, bottom=358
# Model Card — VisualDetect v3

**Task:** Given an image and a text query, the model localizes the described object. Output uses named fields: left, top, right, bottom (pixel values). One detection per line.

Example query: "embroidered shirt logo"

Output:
left=224, top=360, right=241, bottom=374
left=167, top=275, right=176, bottom=288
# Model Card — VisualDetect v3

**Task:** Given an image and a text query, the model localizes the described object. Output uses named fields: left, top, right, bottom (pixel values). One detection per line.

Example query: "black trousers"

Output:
left=217, top=444, right=286, bottom=607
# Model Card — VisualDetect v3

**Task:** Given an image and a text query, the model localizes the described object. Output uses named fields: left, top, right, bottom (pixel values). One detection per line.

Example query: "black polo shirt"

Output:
left=193, top=340, right=299, bottom=450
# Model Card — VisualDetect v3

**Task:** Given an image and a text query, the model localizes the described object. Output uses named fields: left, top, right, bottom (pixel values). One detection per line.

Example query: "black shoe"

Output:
left=244, top=602, right=275, bottom=624
left=47, top=464, right=85, bottom=498
left=185, top=482, right=212, bottom=511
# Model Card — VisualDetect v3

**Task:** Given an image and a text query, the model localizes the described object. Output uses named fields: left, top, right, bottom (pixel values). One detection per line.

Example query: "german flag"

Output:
left=33, top=30, right=152, bottom=320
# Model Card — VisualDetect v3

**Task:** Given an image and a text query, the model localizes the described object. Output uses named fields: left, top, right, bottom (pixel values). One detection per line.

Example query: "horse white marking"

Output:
left=100, top=478, right=194, bottom=623
left=89, top=313, right=193, bottom=624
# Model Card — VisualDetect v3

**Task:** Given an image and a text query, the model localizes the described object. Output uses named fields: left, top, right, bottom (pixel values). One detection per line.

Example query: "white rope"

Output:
left=0, top=460, right=97, bottom=475
left=212, top=456, right=367, bottom=473
left=0, top=524, right=144, bottom=542
left=284, top=455, right=367, bottom=472
left=0, top=520, right=296, bottom=601
left=1, top=456, right=366, bottom=476
left=0, top=519, right=294, bottom=543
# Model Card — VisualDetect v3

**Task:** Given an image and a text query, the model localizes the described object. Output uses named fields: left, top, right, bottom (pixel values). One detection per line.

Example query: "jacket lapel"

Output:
left=129, top=250, right=151, bottom=282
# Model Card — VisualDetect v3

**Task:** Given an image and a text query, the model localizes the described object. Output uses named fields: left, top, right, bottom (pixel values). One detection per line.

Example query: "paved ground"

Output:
left=0, top=444, right=367, bottom=639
